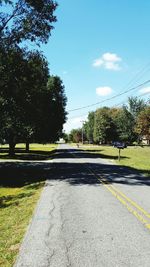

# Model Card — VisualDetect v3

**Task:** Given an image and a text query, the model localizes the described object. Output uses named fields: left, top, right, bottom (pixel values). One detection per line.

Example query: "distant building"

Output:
left=142, top=135, right=150, bottom=145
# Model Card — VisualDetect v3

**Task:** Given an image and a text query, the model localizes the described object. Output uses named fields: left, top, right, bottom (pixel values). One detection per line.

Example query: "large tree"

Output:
left=0, top=0, right=57, bottom=46
left=0, top=0, right=61, bottom=155
left=0, top=47, right=50, bottom=154
left=0, top=49, right=67, bottom=154
left=127, top=97, right=146, bottom=120
left=84, top=112, right=95, bottom=143
left=116, top=97, right=146, bottom=143
left=93, top=107, right=117, bottom=144
left=34, top=76, right=67, bottom=143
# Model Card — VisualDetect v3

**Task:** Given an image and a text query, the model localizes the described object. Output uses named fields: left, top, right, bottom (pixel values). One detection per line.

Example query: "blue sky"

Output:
left=41, top=0, right=150, bottom=132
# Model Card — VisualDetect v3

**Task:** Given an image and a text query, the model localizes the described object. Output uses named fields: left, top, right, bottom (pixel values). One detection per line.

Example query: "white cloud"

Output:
left=96, top=86, right=112, bottom=96
left=105, top=61, right=120, bottom=71
left=93, top=58, right=103, bottom=67
left=93, top=52, right=122, bottom=71
left=139, top=87, right=150, bottom=94
left=102, top=52, right=121, bottom=62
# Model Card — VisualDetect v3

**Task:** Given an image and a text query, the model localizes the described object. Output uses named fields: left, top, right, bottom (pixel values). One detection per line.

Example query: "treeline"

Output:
left=68, top=97, right=150, bottom=145
left=0, top=1, right=67, bottom=155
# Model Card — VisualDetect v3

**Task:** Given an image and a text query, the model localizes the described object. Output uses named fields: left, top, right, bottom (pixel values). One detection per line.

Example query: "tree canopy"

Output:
left=135, top=106, right=150, bottom=142
left=0, top=0, right=58, bottom=46
left=0, top=0, right=68, bottom=155
left=69, top=97, right=149, bottom=145
left=0, top=48, right=67, bottom=154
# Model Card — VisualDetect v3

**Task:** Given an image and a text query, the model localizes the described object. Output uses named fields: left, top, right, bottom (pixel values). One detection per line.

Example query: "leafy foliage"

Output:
left=84, top=112, right=94, bottom=142
left=34, top=76, right=67, bottom=143
left=0, top=0, right=58, bottom=46
left=69, top=128, right=82, bottom=143
left=93, top=107, right=117, bottom=144
left=135, top=106, right=150, bottom=142
left=69, top=97, right=149, bottom=145
left=0, top=47, right=67, bottom=154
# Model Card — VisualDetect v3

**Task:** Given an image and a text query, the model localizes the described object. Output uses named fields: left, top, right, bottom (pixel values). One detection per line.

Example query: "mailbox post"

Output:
left=113, top=142, right=127, bottom=161
left=118, top=147, right=123, bottom=161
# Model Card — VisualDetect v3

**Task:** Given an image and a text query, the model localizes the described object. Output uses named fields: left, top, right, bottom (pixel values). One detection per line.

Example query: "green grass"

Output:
left=0, top=182, right=44, bottom=267
left=80, top=144, right=150, bottom=177
left=0, top=143, right=57, bottom=160
left=0, top=143, right=57, bottom=266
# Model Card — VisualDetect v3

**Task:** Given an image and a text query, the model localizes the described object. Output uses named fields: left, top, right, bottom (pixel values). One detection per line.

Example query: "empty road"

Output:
left=15, top=144, right=150, bottom=267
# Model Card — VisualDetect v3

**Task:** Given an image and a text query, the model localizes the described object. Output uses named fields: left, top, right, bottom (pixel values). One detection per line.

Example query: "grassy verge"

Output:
left=80, top=144, right=150, bottom=177
left=0, top=143, right=57, bottom=160
left=0, top=144, right=57, bottom=267
left=0, top=182, right=44, bottom=267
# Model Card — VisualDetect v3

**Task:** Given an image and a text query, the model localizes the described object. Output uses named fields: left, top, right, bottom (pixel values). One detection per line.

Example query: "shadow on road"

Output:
left=53, top=149, right=129, bottom=160
left=0, top=148, right=149, bottom=191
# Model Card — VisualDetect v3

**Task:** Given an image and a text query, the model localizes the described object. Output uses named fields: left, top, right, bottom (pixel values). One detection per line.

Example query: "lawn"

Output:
left=0, top=143, right=57, bottom=160
left=0, top=143, right=57, bottom=267
left=80, top=144, right=150, bottom=177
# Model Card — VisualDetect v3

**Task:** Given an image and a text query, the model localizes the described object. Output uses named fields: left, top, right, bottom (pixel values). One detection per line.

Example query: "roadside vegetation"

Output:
left=0, top=1, right=67, bottom=266
left=0, top=143, right=57, bottom=160
left=68, top=97, right=150, bottom=146
left=67, top=96, right=150, bottom=177
left=0, top=143, right=57, bottom=267
left=79, top=144, right=150, bottom=177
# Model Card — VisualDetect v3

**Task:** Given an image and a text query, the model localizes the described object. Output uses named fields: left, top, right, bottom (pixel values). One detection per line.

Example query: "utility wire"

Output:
left=121, top=62, right=150, bottom=91
left=68, top=91, right=150, bottom=120
left=67, top=79, right=150, bottom=113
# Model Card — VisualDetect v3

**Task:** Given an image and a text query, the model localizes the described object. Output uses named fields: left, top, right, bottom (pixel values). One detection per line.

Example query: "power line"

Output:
left=113, top=91, right=150, bottom=108
left=121, top=62, right=150, bottom=90
left=67, top=91, right=150, bottom=120
left=67, top=79, right=150, bottom=113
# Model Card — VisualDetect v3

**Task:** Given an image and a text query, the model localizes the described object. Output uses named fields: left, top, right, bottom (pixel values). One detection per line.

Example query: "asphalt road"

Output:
left=14, top=144, right=150, bottom=267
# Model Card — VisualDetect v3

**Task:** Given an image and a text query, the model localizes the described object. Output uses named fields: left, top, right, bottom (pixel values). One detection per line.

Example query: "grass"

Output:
left=0, top=143, right=57, bottom=267
left=0, top=143, right=57, bottom=160
left=0, top=182, right=44, bottom=267
left=80, top=144, right=150, bottom=177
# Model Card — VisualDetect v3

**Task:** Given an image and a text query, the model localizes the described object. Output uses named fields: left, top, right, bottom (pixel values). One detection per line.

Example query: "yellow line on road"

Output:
left=86, top=165, right=150, bottom=231
left=70, top=149, right=150, bottom=231
left=102, top=182, right=150, bottom=230
left=108, top=183, right=150, bottom=220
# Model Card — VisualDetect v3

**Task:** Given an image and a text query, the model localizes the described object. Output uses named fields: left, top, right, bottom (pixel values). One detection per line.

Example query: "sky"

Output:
left=41, top=0, right=150, bottom=133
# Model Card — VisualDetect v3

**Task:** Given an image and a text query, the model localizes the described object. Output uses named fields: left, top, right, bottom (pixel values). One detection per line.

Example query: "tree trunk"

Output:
left=9, top=142, right=16, bottom=156
left=25, top=140, right=30, bottom=153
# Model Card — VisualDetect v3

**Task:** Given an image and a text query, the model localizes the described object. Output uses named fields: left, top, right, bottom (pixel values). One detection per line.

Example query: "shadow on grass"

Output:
left=0, top=181, right=44, bottom=209
left=0, top=148, right=56, bottom=160
left=0, top=191, right=34, bottom=208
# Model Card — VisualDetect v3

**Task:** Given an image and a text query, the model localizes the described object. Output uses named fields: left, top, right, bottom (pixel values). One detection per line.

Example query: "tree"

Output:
left=0, top=0, right=68, bottom=155
left=84, top=112, right=95, bottom=143
left=0, top=0, right=59, bottom=155
left=114, top=107, right=135, bottom=143
left=62, top=132, right=69, bottom=143
left=0, top=49, right=67, bottom=155
left=34, top=76, right=67, bottom=143
left=20, top=50, right=50, bottom=151
left=135, top=106, right=150, bottom=144
left=116, top=97, right=146, bottom=143
left=0, top=47, right=50, bottom=155
left=69, top=129, right=82, bottom=143
left=0, top=0, right=58, bottom=46
left=93, top=107, right=117, bottom=144
left=127, top=97, right=146, bottom=120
